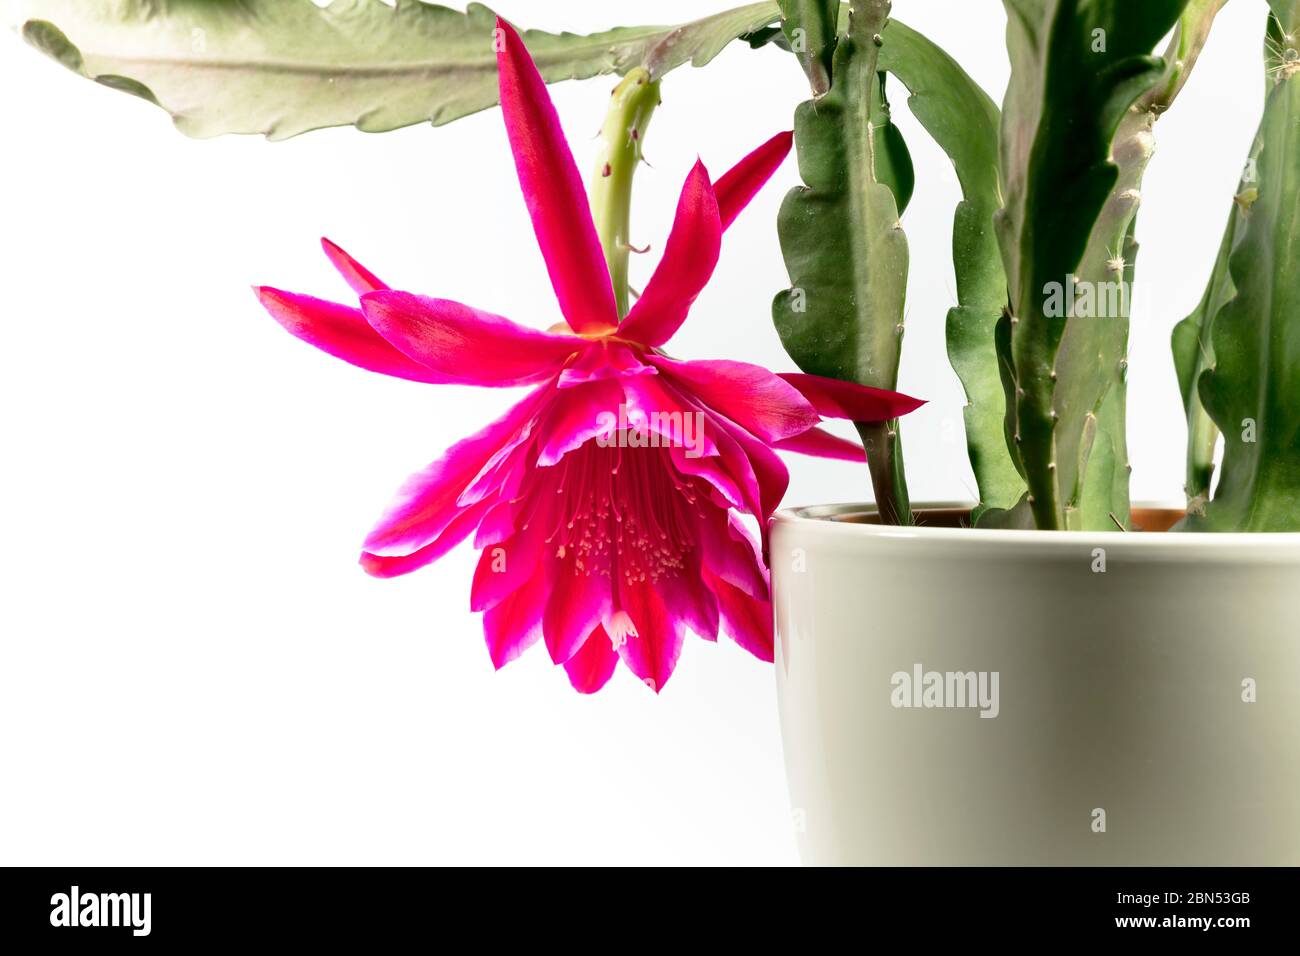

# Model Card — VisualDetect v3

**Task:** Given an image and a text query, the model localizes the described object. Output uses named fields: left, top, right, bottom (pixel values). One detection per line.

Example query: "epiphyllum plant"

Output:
left=256, top=20, right=921, bottom=692
left=12, top=1, right=1300, bottom=623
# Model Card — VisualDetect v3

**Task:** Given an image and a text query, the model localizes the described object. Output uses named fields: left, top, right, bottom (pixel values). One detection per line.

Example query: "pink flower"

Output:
left=255, top=19, right=923, bottom=693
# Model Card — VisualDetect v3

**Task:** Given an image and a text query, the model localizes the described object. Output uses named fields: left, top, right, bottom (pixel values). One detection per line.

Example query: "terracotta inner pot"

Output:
left=831, top=506, right=1186, bottom=533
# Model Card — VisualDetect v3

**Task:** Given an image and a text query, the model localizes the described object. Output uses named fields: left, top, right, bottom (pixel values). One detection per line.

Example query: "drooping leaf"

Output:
left=1183, top=6, right=1300, bottom=531
left=10, top=0, right=783, bottom=140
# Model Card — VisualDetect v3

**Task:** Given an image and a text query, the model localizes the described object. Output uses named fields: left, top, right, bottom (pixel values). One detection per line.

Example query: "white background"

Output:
left=0, top=1, right=1267, bottom=865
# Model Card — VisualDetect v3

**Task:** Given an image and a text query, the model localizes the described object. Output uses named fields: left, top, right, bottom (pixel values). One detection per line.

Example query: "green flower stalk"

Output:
left=589, top=68, right=660, bottom=318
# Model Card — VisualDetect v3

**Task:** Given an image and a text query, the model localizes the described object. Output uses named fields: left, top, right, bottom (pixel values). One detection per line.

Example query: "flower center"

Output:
left=542, top=442, right=703, bottom=587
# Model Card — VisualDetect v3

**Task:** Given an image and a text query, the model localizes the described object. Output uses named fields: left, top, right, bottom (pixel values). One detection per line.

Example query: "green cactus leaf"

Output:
left=1071, top=0, right=1228, bottom=529
left=1079, top=401, right=1119, bottom=531
left=1267, top=0, right=1297, bottom=25
left=9, top=0, right=782, bottom=140
left=1080, top=224, right=1139, bottom=530
left=995, top=0, right=1191, bottom=530
left=773, top=0, right=912, bottom=523
left=1147, top=0, right=1231, bottom=111
left=870, top=73, right=915, bottom=215
left=777, top=0, right=839, bottom=96
left=1171, top=145, right=1256, bottom=510
left=1182, top=11, right=1300, bottom=531
left=869, top=20, right=1023, bottom=522
left=1172, top=8, right=1291, bottom=517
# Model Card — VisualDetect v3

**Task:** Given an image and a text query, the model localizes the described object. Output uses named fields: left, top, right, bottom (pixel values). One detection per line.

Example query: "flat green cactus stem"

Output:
left=1179, top=3, right=1300, bottom=531
left=1075, top=0, right=1228, bottom=529
left=773, top=0, right=915, bottom=524
left=777, top=0, right=840, bottom=96
left=995, top=0, right=1197, bottom=530
left=1172, top=131, right=1262, bottom=513
left=873, top=21, right=1022, bottom=524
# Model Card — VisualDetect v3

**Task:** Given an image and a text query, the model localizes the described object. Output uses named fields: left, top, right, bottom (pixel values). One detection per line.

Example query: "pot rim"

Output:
left=772, top=500, right=1300, bottom=553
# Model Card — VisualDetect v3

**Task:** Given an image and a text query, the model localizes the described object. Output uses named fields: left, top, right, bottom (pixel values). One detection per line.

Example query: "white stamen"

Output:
left=608, top=611, right=638, bottom=648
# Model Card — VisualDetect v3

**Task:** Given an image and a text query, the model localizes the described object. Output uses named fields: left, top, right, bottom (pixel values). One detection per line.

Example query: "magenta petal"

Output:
left=495, top=17, right=617, bottom=335
left=656, top=570, right=719, bottom=643
left=255, top=287, right=445, bottom=384
left=727, top=423, right=789, bottom=524
left=360, top=502, right=486, bottom=578
left=779, top=373, right=926, bottom=421
left=617, top=581, right=685, bottom=694
left=696, top=399, right=789, bottom=523
left=470, top=542, right=524, bottom=612
left=457, top=429, right=537, bottom=509
left=620, top=375, right=720, bottom=458
left=473, top=497, right=521, bottom=549
left=706, top=569, right=775, bottom=663
left=470, top=498, right=552, bottom=611
left=670, top=445, right=745, bottom=511
left=617, top=160, right=722, bottom=348
left=535, top=379, right=623, bottom=467
left=456, top=398, right=550, bottom=508
left=715, top=131, right=793, bottom=231
left=699, top=512, right=769, bottom=601
left=564, top=625, right=620, bottom=694
left=636, top=377, right=765, bottom=519
left=649, top=355, right=819, bottom=442
left=773, top=426, right=867, bottom=461
left=361, top=291, right=579, bottom=387
left=543, top=567, right=612, bottom=664
left=363, top=387, right=549, bottom=557
left=321, top=237, right=389, bottom=294
left=556, top=342, right=655, bottom=388
left=484, top=572, right=547, bottom=670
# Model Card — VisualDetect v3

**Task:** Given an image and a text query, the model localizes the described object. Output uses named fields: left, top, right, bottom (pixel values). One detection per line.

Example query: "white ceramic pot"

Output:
left=770, top=503, right=1300, bottom=866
